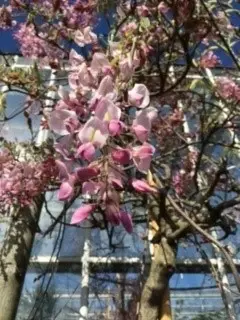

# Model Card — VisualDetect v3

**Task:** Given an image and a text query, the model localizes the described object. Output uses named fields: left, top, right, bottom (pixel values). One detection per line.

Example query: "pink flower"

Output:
left=106, top=201, right=121, bottom=225
left=132, top=143, right=155, bottom=172
left=199, top=51, right=219, bottom=68
left=74, top=26, right=97, bottom=47
left=91, top=52, right=111, bottom=76
left=0, top=6, right=14, bottom=29
left=119, top=54, right=140, bottom=81
left=95, top=98, right=121, bottom=122
left=76, top=142, right=95, bottom=162
left=132, top=179, right=157, bottom=193
left=58, top=180, right=74, bottom=200
left=48, top=109, right=78, bottom=135
left=216, top=77, right=240, bottom=101
left=82, top=181, right=103, bottom=196
left=108, top=165, right=126, bottom=188
left=55, top=159, right=70, bottom=179
left=111, top=148, right=131, bottom=165
left=71, top=204, right=96, bottom=224
left=95, top=75, right=115, bottom=98
left=132, top=125, right=149, bottom=142
left=132, top=107, right=158, bottom=142
left=78, top=117, right=109, bottom=148
left=54, top=135, right=73, bottom=160
left=120, top=211, right=133, bottom=233
left=108, top=120, right=124, bottom=136
left=69, top=49, right=85, bottom=67
left=76, top=166, right=100, bottom=181
left=105, top=200, right=133, bottom=232
left=77, top=62, right=95, bottom=88
left=128, top=84, right=150, bottom=108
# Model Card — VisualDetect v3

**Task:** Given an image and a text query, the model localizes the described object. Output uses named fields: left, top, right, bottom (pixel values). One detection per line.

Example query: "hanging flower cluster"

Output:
left=0, top=148, right=58, bottom=210
left=47, top=32, right=158, bottom=231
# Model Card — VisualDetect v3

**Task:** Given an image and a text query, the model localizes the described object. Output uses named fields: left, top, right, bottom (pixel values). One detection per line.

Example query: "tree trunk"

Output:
left=0, top=197, right=43, bottom=320
left=138, top=238, right=176, bottom=320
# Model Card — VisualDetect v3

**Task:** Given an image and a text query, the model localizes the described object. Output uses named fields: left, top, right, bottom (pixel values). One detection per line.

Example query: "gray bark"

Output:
left=0, top=197, right=43, bottom=320
left=138, top=238, right=176, bottom=320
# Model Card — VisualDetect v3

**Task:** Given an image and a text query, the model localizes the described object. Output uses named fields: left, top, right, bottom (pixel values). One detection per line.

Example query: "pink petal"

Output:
left=55, top=159, right=70, bottom=179
left=78, top=117, right=109, bottom=148
left=74, top=27, right=97, bottom=47
left=132, top=124, right=149, bottom=142
left=58, top=181, right=74, bottom=201
left=96, top=75, right=114, bottom=97
left=76, top=166, right=100, bottom=181
left=132, top=143, right=155, bottom=173
left=95, top=98, right=121, bottom=122
left=105, top=201, right=121, bottom=225
left=132, top=179, right=157, bottom=193
left=71, top=204, right=95, bottom=224
left=82, top=181, right=102, bottom=195
left=108, top=120, right=123, bottom=136
left=76, top=142, right=95, bottom=162
left=91, top=52, right=111, bottom=76
left=68, top=72, right=79, bottom=90
left=78, top=63, right=94, bottom=87
left=54, top=135, right=73, bottom=160
left=120, top=211, right=133, bottom=233
left=69, top=49, right=85, bottom=66
left=128, top=84, right=150, bottom=108
left=108, top=165, right=126, bottom=188
left=111, top=148, right=131, bottom=165
left=48, top=109, right=77, bottom=135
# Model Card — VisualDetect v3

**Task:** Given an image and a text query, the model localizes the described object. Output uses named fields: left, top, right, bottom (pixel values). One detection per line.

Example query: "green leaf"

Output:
left=140, top=17, right=150, bottom=29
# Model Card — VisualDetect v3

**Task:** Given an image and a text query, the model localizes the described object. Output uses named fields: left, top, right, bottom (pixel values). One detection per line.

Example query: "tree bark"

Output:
left=0, top=197, right=43, bottom=320
left=138, top=238, right=176, bottom=320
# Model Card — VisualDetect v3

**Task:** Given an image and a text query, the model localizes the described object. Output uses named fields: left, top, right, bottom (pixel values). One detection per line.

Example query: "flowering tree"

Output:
left=1, top=0, right=240, bottom=319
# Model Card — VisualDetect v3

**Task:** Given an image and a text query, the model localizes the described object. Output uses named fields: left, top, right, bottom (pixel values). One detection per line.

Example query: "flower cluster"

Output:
left=15, top=23, right=65, bottom=62
left=12, top=0, right=96, bottom=65
left=216, top=77, right=240, bottom=102
left=40, top=23, right=160, bottom=231
left=0, top=148, right=58, bottom=210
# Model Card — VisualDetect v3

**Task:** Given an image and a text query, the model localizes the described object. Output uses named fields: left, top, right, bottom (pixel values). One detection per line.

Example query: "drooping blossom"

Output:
left=69, top=49, right=85, bottom=68
left=216, top=77, right=240, bottom=101
left=95, top=98, right=121, bottom=122
left=78, top=117, right=109, bottom=148
left=74, top=26, right=97, bottom=47
left=0, top=150, right=58, bottom=209
left=76, top=142, right=96, bottom=162
left=111, top=148, right=131, bottom=165
left=91, top=52, right=112, bottom=77
left=71, top=204, right=96, bottom=224
left=108, top=119, right=124, bottom=136
left=132, top=107, right=158, bottom=142
left=76, top=166, right=100, bottom=181
left=132, top=143, right=155, bottom=173
left=48, top=109, right=79, bottom=135
left=132, top=179, right=157, bottom=193
left=128, top=84, right=150, bottom=108
left=199, top=51, right=219, bottom=68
